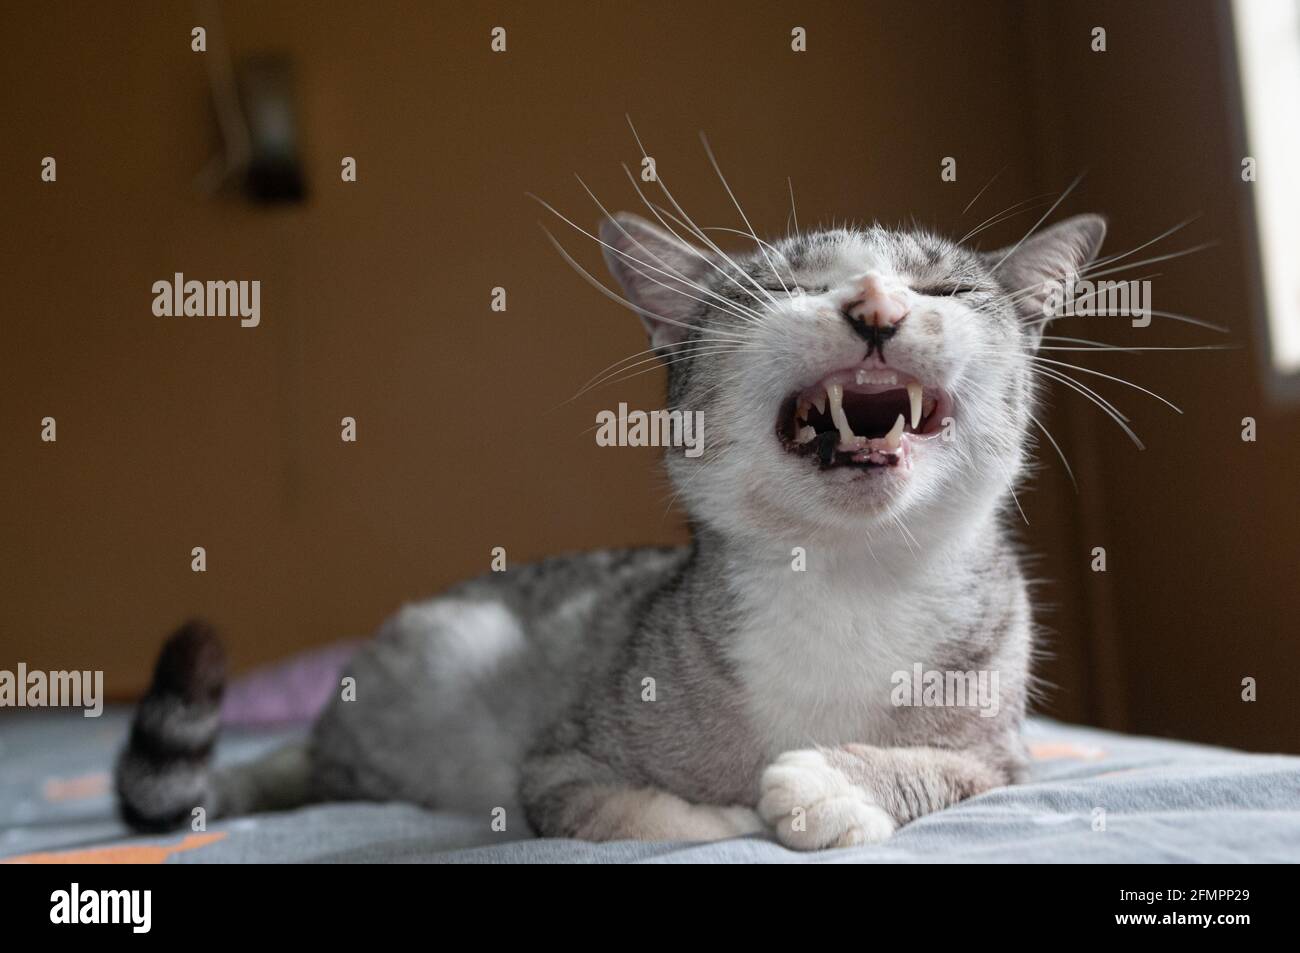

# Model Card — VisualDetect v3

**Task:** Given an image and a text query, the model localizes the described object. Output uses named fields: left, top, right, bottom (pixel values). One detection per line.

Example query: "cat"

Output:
left=117, top=208, right=1106, bottom=849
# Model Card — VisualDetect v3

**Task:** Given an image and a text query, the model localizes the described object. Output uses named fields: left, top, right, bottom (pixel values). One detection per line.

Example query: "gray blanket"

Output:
left=2, top=709, right=1297, bottom=862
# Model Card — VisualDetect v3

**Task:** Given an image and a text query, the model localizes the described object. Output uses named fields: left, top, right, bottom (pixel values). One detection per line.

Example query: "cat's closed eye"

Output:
left=913, top=284, right=974, bottom=297
left=759, top=284, right=828, bottom=295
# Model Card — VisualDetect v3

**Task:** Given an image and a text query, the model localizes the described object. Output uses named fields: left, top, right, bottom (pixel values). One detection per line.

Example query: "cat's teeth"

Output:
left=796, top=398, right=811, bottom=423
left=907, top=382, right=923, bottom=429
left=826, top=383, right=856, bottom=444
left=811, top=392, right=827, bottom=415
left=883, top=413, right=906, bottom=451
left=855, top=369, right=897, bottom=387
left=795, top=425, right=817, bottom=444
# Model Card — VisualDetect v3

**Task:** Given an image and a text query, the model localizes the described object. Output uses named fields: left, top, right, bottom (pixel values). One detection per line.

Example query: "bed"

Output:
left=3, top=658, right=1298, bottom=863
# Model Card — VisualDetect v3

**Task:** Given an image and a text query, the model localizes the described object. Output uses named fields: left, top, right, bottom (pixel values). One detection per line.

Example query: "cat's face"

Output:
left=601, top=213, right=1105, bottom=543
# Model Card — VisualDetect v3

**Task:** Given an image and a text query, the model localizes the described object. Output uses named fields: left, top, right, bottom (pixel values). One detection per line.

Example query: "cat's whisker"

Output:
left=1028, top=364, right=1145, bottom=449
left=638, top=166, right=781, bottom=309
left=994, top=456, right=1031, bottom=525
left=1027, top=355, right=1183, bottom=414
left=574, top=173, right=767, bottom=325
left=987, top=174, right=1085, bottom=276
left=1026, top=409, right=1077, bottom=492
left=787, top=176, right=799, bottom=236
left=698, top=131, right=793, bottom=302
left=570, top=340, right=763, bottom=402
left=697, top=225, right=803, bottom=288
left=960, top=166, right=1006, bottom=218
left=624, top=117, right=780, bottom=309
left=584, top=345, right=769, bottom=395
left=995, top=270, right=1162, bottom=317
left=1039, top=342, right=1234, bottom=353
left=958, top=193, right=1057, bottom=245
left=575, top=335, right=755, bottom=395
left=1076, top=242, right=1218, bottom=283
left=645, top=199, right=799, bottom=292
left=538, top=224, right=751, bottom=345
left=619, top=163, right=771, bottom=316
left=537, top=189, right=767, bottom=328
left=1083, top=216, right=1198, bottom=273
left=886, top=511, right=920, bottom=556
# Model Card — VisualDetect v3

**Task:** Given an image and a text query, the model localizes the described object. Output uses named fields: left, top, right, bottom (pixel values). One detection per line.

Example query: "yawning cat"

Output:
left=117, top=206, right=1106, bottom=849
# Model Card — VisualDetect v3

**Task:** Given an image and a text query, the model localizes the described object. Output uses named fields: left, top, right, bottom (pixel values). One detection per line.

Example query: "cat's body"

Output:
left=118, top=208, right=1105, bottom=848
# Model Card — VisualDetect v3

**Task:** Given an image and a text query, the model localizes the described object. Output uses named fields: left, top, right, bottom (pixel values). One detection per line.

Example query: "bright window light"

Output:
left=1232, top=0, right=1300, bottom=374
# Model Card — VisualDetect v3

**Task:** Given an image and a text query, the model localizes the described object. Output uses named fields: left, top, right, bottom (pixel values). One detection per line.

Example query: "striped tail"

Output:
left=115, top=620, right=229, bottom=831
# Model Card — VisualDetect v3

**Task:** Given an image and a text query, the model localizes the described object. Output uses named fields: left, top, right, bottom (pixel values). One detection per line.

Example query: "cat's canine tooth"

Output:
left=795, top=425, right=817, bottom=444
left=883, top=413, right=905, bottom=451
left=907, top=382, right=923, bottom=429
left=827, top=383, right=856, bottom=445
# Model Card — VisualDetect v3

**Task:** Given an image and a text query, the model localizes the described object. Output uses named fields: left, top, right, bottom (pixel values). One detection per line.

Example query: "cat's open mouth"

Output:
left=777, top=364, right=949, bottom=468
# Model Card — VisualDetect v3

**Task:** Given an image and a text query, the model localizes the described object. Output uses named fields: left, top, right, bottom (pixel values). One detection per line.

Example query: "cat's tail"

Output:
left=115, top=620, right=313, bottom=831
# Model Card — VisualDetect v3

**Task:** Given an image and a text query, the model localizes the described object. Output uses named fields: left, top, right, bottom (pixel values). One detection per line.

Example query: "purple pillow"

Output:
left=220, top=641, right=362, bottom=727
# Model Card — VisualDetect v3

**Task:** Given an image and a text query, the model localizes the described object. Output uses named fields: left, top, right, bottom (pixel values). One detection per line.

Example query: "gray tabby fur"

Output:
left=117, top=211, right=1106, bottom=849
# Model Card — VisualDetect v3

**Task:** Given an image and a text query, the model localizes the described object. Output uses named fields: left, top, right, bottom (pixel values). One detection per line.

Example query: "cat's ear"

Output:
left=984, top=214, right=1107, bottom=344
left=601, top=213, right=715, bottom=350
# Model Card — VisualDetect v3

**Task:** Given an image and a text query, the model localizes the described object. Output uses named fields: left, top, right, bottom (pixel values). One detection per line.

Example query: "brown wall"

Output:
left=1, top=1, right=1295, bottom=751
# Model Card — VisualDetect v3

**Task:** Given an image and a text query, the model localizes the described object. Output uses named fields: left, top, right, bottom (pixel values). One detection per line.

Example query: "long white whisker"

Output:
left=958, top=194, right=1057, bottom=245
left=538, top=225, right=745, bottom=345
left=572, top=342, right=763, bottom=400
left=573, top=174, right=766, bottom=324
left=532, top=193, right=767, bottom=332
left=987, top=173, right=1085, bottom=276
left=624, top=117, right=780, bottom=309
left=1030, top=365, right=1145, bottom=449
left=1078, top=242, right=1218, bottom=281
left=961, top=166, right=1006, bottom=217
left=1026, top=410, right=1077, bottom=492
left=619, top=162, right=770, bottom=315
left=698, top=131, right=791, bottom=302
left=1085, top=216, right=1199, bottom=272
left=1027, top=355, right=1183, bottom=414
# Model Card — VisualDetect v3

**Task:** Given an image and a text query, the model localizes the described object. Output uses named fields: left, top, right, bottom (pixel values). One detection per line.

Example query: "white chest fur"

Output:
left=726, top=547, right=962, bottom=756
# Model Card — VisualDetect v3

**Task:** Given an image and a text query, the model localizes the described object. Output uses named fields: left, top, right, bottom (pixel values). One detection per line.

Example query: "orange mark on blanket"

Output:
left=2, top=832, right=227, bottom=865
left=1029, top=742, right=1107, bottom=761
left=42, top=772, right=110, bottom=802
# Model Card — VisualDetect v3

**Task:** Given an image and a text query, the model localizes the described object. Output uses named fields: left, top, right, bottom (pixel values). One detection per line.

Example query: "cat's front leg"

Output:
left=521, top=750, right=764, bottom=841
left=757, top=744, right=1009, bottom=850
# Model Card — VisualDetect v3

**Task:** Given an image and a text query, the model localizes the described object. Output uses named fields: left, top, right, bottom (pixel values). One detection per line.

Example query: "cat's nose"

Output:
left=846, top=274, right=909, bottom=328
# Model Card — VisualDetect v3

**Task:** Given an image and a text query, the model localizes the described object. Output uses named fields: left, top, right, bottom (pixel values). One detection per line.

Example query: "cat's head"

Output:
left=600, top=212, right=1105, bottom=544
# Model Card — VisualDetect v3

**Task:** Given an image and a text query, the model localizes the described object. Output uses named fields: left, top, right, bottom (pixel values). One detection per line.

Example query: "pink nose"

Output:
left=847, top=274, right=908, bottom=327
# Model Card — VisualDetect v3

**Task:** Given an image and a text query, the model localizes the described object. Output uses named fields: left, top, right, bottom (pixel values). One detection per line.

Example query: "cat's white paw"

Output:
left=758, top=749, right=897, bottom=851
